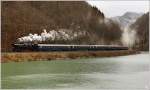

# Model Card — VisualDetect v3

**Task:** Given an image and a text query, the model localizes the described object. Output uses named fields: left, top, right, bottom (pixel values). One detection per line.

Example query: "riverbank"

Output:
left=1, top=50, right=139, bottom=63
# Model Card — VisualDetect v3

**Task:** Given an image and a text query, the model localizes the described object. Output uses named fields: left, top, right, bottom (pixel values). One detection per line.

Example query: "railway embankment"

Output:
left=1, top=50, right=139, bottom=63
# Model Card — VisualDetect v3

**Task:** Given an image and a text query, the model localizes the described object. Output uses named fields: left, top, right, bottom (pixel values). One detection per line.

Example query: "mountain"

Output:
left=2, top=1, right=122, bottom=52
left=130, top=12, right=149, bottom=51
left=111, top=12, right=143, bottom=28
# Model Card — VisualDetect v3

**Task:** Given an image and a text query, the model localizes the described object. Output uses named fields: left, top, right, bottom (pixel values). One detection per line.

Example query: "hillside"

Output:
left=2, top=1, right=122, bottom=52
left=130, top=12, right=149, bottom=51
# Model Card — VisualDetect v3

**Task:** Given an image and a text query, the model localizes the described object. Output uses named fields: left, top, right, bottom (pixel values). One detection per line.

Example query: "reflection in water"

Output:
left=2, top=53, right=150, bottom=89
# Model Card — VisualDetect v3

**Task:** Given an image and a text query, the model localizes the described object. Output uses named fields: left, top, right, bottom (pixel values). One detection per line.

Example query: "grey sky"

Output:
left=87, top=0, right=149, bottom=17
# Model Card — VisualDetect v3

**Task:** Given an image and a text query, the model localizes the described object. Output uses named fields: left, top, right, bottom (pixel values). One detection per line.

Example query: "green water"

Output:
left=1, top=53, right=150, bottom=89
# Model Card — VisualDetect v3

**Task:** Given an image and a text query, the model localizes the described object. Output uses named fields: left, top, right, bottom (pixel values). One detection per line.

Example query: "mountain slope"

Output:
left=130, top=12, right=149, bottom=51
left=2, top=1, right=122, bottom=52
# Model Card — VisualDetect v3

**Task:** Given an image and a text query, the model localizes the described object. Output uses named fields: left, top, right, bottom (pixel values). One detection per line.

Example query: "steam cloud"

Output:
left=17, top=29, right=85, bottom=43
left=122, top=27, right=137, bottom=47
left=18, top=25, right=138, bottom=47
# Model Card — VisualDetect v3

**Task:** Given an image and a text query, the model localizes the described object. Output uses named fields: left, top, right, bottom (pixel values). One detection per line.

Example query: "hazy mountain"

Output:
left=111, top=12, right=143, bottom=28
left=2, top=1, right=122, bottom=52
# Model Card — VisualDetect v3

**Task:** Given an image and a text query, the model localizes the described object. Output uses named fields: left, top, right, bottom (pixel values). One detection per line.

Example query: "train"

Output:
left=12, top=43, right=129, bottom=52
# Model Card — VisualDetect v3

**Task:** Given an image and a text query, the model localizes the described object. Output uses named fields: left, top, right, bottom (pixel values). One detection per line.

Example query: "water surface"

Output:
left=1, top=53, right=150, bottom=89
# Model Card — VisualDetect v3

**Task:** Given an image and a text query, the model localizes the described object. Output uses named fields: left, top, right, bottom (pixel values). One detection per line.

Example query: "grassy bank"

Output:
left=1, top=50, right=139, bottom=63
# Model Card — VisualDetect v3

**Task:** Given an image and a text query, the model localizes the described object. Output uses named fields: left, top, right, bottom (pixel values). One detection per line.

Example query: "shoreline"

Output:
left=1, top=50, right=139, bottom=63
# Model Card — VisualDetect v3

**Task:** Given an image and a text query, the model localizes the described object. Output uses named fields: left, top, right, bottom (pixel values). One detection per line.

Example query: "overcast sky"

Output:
left=87, top=0, right=149, bottom=17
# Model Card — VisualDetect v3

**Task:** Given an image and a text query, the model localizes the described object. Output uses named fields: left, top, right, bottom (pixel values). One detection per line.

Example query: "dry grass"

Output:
left=1, top=50, right=139, bottom=63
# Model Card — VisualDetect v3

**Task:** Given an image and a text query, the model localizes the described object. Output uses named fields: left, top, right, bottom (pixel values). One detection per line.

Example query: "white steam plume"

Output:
left=122, top=27, right=137, bottom=47
left=17, top=29, right=85, bottom=43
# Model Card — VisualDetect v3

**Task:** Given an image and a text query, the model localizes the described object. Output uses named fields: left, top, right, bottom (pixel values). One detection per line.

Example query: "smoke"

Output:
left=122, top=27, right=137, bottom=47
left=17, top=29, right=85, bottom=43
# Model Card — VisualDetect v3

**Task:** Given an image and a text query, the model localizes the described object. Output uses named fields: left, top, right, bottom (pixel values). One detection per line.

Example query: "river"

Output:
left=1, top=53, right=150, bottom=90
